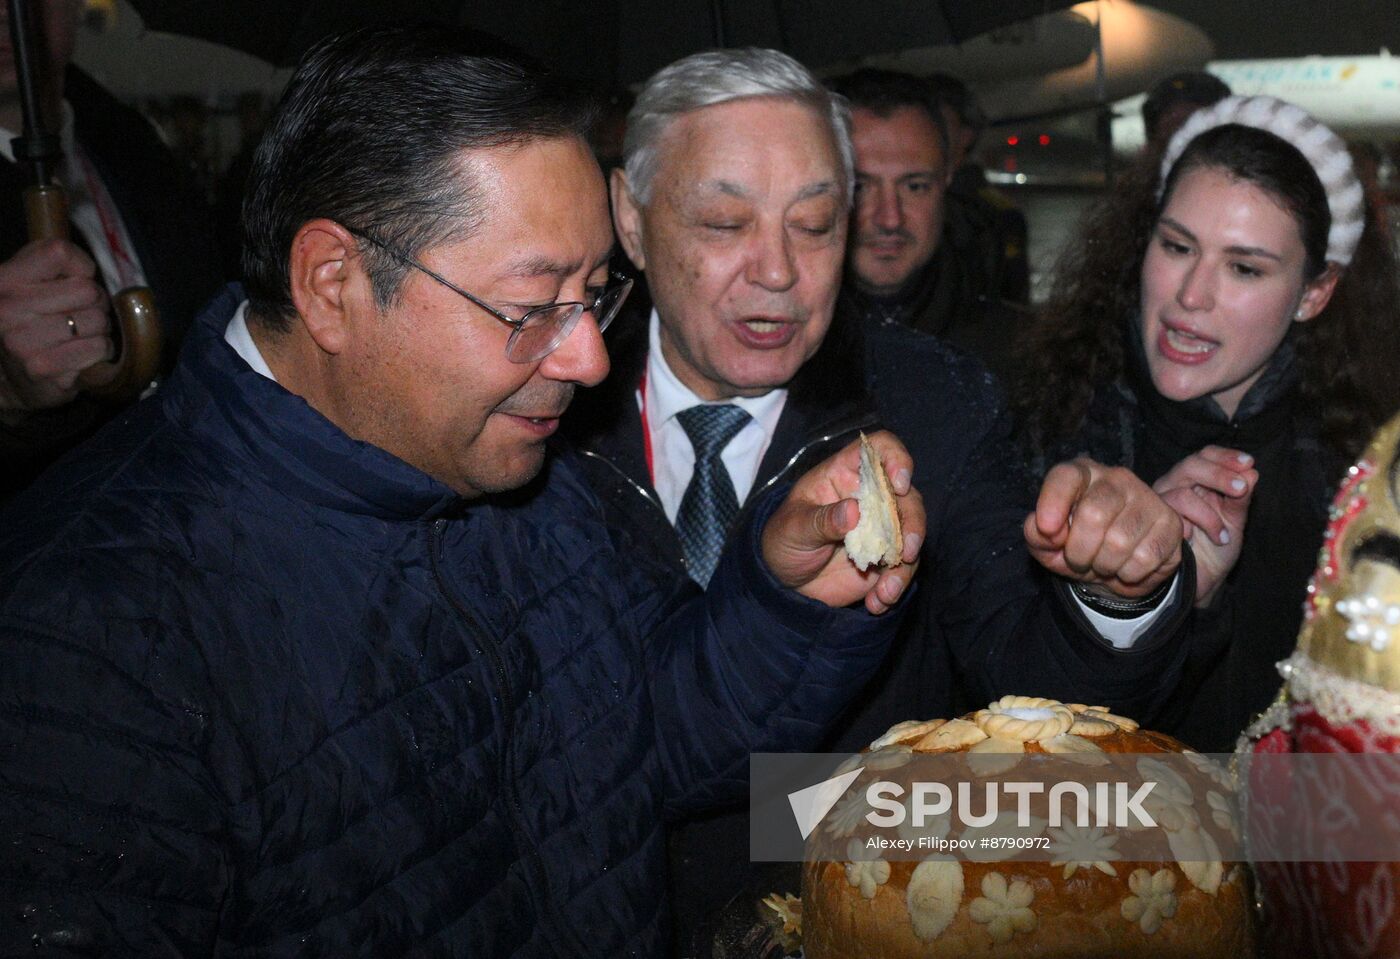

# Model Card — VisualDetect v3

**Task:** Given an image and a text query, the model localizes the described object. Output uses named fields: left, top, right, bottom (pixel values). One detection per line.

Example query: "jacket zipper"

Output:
left=427, top=518, right=584, bottom=958
left=748, top=417, right=879, bottom=505
left=715, top=416, right=881, bottom=536
left=579, top=414, right=879, bottom=541
left=577, top=448, right=665, bottom=513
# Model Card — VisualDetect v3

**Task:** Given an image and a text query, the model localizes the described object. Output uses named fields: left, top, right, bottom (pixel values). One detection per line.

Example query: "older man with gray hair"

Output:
left=564, top=46, right=1201, bottom=951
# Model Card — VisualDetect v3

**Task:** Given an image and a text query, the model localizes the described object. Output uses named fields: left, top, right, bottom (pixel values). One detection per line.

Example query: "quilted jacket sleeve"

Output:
left=619, top=487, right=905, bottom=818
left=0, top=617, right=231, bottom=957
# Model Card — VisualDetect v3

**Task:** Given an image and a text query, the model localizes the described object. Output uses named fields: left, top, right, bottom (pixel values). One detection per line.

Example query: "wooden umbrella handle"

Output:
left=78, top=288, right=162, bottom=398
left=23, top=183, right=68, bottom=240
left=22, top=183, right=164, bottom=400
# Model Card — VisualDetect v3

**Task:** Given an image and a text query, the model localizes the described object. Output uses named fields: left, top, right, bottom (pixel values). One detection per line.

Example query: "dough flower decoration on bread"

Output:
left=897, top=800, right=951, bottom=848
left=1121, top=867, right=1179, bottom=934
left=1182, top=749, right=1233, bottom=788
left=966, top=734, right=1025, bottom=776
left=1039, top=731, right=1110, bottom=765
left=1207, top=789, right=1239, bottom=840
left=832, top=752, right=866, bottom=778
left=1064, top=711, right=1122, bottom=738
left=915, top=717, right=986, bottom=751
left=1136, top=757, right=1194, bottom=804
left=968, top=871, right=1037, bottom=944
left=1167, top=824, right=1225, bottom=895
left=906, top=860, right=964, bottom=942
left=1065, top=702, right=1140, bottom=732
left=870, top=718, right=946, bottom=750
left=1130, top=756, right=1199, bottom=833
left=824, top=787, right=872, bottom=839
left=1047, top=822, right=1121, bottom=878
left=864, top=743, right=914, bottom=770
left=844, top=841, right=891, bottom=900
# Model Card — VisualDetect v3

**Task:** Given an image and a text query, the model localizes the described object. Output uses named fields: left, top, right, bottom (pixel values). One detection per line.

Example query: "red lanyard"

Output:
left=638, top=367, right=656, bottom=483
left=72, top=145, right=140, bottom=289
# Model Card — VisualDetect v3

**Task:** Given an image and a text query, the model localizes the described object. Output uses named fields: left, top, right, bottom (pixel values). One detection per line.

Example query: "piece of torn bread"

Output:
left=843, top=432, right=903, bottom=571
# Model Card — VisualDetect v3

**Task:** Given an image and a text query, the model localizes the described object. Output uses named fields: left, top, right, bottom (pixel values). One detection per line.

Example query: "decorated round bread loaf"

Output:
left=799, top=697, right=1255, bottom=958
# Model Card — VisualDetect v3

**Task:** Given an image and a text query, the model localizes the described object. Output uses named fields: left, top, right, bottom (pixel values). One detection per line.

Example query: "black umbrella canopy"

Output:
left=126, top=0, right=1078, bottom=86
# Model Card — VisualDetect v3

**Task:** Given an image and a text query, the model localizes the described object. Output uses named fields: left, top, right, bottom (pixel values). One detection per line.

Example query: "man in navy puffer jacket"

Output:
left=0, top=27, right=926, bottom=957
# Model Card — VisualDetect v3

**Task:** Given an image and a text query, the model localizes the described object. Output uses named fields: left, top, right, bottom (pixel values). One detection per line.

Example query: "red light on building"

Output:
left=1007, top=135, right=1019, bottom=146
left=1038, top=134, right=1051, bottom=146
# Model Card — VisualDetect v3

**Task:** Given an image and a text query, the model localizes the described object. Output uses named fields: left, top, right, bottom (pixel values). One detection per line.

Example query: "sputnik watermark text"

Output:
left=863, top=780, right=1158, bottom=830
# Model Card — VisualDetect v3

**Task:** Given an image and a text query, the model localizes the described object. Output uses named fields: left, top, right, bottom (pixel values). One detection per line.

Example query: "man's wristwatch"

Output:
left=1069, top=577, right=1173, bottom=619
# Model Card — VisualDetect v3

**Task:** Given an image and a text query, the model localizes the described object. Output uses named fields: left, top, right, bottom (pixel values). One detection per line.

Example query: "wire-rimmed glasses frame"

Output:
left=344, top=224, right=632, bottom=363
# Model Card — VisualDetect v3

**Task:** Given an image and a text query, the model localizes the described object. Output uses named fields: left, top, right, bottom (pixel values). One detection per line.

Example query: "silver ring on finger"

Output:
left=66, top=315, right=79, bottom=338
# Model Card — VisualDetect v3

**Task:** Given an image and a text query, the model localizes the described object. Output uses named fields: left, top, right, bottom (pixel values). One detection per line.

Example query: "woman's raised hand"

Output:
left=1152, top=446, right=1259, bottom=607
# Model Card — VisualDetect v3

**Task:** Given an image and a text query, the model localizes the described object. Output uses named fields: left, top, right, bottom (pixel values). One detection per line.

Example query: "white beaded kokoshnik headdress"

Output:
left=1159, top=95, right=1365, bottom=266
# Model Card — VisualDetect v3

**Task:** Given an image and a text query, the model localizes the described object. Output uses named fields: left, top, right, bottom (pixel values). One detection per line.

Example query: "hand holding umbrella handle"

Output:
left=78, top=287, right=161, bottom=399
left=23, top=182, right=164, bottom=400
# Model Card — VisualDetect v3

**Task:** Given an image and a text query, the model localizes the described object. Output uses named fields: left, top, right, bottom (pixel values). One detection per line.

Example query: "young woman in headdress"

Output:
left=1013, top=96, right=1400, bottom=751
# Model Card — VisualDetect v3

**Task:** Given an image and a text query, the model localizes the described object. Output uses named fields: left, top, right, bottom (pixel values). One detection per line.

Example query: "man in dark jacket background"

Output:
left=0, top=26, right=927, bottom=957
left=563, top=48, right=1196, bottom=953
left=827, top=68, right=1026, bottom=382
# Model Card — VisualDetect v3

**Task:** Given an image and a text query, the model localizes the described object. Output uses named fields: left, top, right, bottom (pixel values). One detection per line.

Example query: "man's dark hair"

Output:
left=826, top=68, right=949, bottom=152
left=241, top=25, right=597, bottom=331
left=924, top=72, right=986, bottom=133
left=1141, top=71, right=1231, bottom=144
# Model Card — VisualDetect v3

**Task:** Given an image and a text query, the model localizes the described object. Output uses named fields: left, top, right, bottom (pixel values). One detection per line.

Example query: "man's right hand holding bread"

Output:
left=762, top=430, right=924, bottom=617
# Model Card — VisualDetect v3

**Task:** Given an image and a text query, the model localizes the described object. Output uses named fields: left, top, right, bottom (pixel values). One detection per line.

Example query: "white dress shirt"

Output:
left=224, top=301, right=277, bottom=381
left=642, top=311, right=786, bottom=523
left=1081, top=578, right=1177, bottom=648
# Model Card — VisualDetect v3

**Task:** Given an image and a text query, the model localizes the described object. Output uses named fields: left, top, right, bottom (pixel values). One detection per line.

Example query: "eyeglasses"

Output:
left=344, top=225, right=633, bottom=363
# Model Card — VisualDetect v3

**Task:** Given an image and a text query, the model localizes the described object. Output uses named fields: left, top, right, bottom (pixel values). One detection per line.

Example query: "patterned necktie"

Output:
left=675, top=404, right=752, bottom=587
